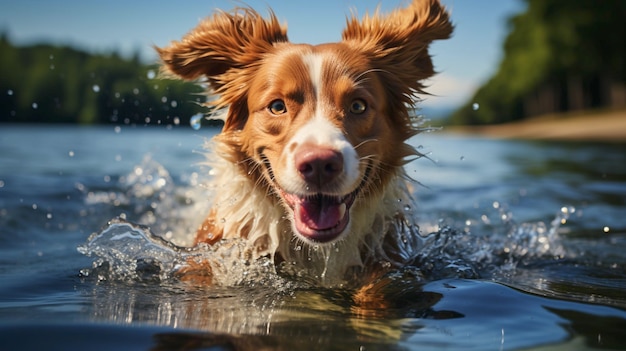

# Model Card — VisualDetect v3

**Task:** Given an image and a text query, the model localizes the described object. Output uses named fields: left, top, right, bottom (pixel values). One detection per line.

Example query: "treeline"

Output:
left=450, top=0, right=626, bottom=125
left=0, top=34, right=208, bottom=125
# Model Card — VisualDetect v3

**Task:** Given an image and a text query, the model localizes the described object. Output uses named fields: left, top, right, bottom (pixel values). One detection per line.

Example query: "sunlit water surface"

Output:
left=1, top=125, right=625, bottom=351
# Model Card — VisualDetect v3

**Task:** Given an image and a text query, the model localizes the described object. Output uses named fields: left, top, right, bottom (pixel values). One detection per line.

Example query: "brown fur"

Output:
left=157, top=0, right=452, bottom=286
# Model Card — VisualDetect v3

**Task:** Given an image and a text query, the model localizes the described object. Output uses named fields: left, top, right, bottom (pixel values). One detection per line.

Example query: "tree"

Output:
left=0, top=37, right=207, bottom=126
left=450, top=0, right=626, bottom=125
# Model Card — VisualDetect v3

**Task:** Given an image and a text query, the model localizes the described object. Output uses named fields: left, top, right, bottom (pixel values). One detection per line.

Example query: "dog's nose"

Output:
left=295, top=146, right=344, bottom=186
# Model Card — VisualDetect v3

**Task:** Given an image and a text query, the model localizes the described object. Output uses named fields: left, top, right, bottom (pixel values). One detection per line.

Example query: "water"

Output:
left=1, top=124, right=625, bottom=350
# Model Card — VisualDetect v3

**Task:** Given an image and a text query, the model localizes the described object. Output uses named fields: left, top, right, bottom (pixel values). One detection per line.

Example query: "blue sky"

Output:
left=0, top=0, right=525, bottom=110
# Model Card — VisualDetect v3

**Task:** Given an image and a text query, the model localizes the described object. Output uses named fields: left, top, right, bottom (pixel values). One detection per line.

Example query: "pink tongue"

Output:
left=296, top=199, right=341, bottom=230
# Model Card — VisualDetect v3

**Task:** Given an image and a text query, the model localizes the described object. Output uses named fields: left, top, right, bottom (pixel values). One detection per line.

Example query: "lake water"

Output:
left=1, top=124, right=625, bottom=351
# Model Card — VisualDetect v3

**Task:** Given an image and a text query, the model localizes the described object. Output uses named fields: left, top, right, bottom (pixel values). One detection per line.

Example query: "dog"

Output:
left=157, top=0, right=452, bottom=286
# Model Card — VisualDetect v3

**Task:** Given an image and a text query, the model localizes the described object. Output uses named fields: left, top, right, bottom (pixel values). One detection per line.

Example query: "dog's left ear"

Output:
left=342, top=0, right=453, bottom=100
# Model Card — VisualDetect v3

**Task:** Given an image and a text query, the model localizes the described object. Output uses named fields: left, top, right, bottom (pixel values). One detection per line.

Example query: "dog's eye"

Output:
left=268, top=99, right=287, bottom=115
left=349, top=99, right=367, bottom=114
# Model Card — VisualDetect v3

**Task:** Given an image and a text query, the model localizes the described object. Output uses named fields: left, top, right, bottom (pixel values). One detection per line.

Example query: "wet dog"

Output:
left=157, top=0, right=452, bottom=285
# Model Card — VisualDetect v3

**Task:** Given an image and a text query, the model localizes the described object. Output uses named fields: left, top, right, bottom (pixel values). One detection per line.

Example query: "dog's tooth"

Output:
left=338, top=203, right=346, bottom=220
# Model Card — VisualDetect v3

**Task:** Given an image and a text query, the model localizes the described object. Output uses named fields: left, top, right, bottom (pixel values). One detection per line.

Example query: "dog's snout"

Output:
left=295, top=146, right=344, bottom=187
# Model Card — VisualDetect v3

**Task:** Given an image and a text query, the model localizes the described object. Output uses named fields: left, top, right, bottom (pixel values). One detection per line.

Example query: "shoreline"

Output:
left=442, top=109, right=626, bottom=142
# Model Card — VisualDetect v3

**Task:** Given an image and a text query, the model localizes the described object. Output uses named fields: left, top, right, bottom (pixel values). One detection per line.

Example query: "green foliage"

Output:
left=450, top=0, right=626, bottom=125
left=0, top=36, right=207, bottom=125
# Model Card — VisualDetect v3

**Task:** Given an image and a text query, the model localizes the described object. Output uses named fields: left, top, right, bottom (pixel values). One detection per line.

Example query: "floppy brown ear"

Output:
left=342, top=0, right=453, bottom=100
left=155, top=7, right=288, bottom=120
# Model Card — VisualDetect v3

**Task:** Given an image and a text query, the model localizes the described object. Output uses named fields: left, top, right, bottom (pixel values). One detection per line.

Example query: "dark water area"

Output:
left=1, top=124, right=626, bottom=351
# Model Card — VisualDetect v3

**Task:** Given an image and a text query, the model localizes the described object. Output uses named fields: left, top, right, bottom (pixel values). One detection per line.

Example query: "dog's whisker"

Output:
left=353, top=138, right=378, bottom=150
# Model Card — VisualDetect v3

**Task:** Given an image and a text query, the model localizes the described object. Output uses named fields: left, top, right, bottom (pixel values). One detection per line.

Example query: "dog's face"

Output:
left=241, top=43, right=404, bottom=244
left=157, top=1, right=452, bottom=245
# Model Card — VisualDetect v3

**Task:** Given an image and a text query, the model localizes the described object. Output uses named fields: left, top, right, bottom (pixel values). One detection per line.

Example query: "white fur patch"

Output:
left=302, top=52, right=324, bottom=101
left=276, top=53, right=360, bottom=195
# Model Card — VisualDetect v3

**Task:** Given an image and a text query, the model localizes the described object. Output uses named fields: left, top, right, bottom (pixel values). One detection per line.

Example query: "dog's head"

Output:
left=157, top=0, right=452, bottom=246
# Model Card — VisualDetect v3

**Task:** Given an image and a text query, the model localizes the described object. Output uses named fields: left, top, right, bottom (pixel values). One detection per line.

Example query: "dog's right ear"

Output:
left=155, top=8, right=288, bottom=109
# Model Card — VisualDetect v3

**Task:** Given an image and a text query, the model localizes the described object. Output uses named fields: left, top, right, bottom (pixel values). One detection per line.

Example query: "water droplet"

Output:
left=492, top=201, right=500, bottom=209
left=114, top=126, right=121, bottom=133
left=146, top=70, right=156, bottom=79
left=68, top=150, right=75, bottom=157
left=170, top=100, right=178, bottom=108
left=403, top=205, right=411, bottom=211
left=46, top=213, right=53, bottom=219
left=460, top=156, right=465, bottom=161
left=133, top=88, right=139, bottom=95
left=480, top=214, right=490, bottom=224
left=0, top=180, right=4, bottom=188
left=173, top=117, right=180, bottom=125
left=7, top=89, right=13, bottom=96
left=92, top=85, right=100, bottom=93
left=190, top=113, right=204, bottom=130
left=32, top=102, right=38, bottom=109
left=603, top=226, right=610, bottom=233
left=472, top=102, right=480, bottom=111
left=32, top=204, right=38, bottom=210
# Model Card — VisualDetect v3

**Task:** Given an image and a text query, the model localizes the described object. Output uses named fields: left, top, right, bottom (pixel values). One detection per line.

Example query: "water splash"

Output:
left=79, top=210, right=575, bottom=289
left=78, top=217, right=291, bottom=288
left=78, top=158, right=577, bottom=287
left=78, top=218, right=180, bottom=281
left=83, top=156, right=206, bottom=246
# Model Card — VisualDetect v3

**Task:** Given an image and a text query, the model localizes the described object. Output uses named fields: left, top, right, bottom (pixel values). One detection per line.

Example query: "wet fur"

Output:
left=157, top=0, right=452, bottom=286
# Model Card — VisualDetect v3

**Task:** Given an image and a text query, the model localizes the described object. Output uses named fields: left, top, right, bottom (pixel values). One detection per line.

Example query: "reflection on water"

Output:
left=75, top=272, right=626, bottom=350
left=79, top=265, right=449, bottom=348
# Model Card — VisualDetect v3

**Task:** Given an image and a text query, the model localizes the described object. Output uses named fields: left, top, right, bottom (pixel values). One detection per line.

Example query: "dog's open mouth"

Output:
left=281, top=191, right=357, bottom=243
left=260, top=152, right=372, bottom=244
